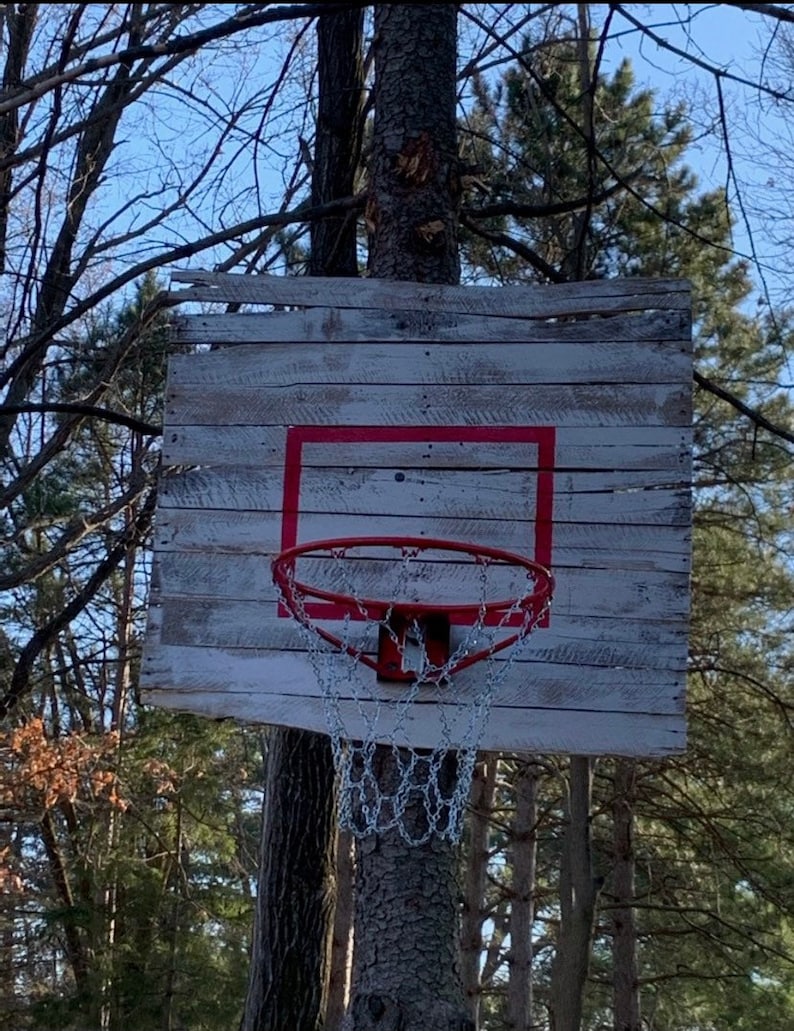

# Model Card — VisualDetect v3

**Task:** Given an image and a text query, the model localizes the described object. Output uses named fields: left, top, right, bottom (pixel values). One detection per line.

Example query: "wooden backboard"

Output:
left=141, top=273, right=692, bottom=756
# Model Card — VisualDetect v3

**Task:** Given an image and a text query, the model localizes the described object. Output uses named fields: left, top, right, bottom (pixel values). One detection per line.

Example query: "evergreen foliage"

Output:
left=459, top=28, right=794, bottom=1031
left=0, top=283, right=263, bottom=1030
left=1, top=8, right=792, bottom=1030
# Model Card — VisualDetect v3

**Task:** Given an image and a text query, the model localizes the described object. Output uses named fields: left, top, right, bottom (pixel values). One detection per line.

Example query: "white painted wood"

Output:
left=162, top=424, right=690, bottom=472
left=141, top=681, right=685, bottom=756
left=174, top=307, right=690, bottom=346
left=167, top=338, right=691, bottom=386
left=139, top=647, right=684, bottom=754
left=165, top=381, right=691, bottom=429
left=140, top=642, right=684, bottom=713
left=153, top=510, right=691, bottom=573
left=163, top=466, right=689, bottom=515
left=159, top=466, right=690, bottom=526
left=151, top=551, right=687, bottom=618
left=143, top=277, right=693, bottom=754
left=152, top=598, right=688, bottom=670
left=141, top=664, right=682, bottom=719
left=170, top=270, right=691, bottom=316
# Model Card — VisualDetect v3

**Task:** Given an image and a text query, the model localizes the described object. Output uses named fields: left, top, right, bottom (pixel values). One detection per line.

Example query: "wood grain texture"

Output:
left=142, top=277, right=693, bottom=753
left=162, top=424, right=690, bottom=470
left=141, top=675, right=685, bottom=756
left=153, top=510, right=692, bottom=573
left=164, top=381, right=691, bottom=429
left=158, top=466, right=691, bottom=525
left=174, top=307, right=690, bottom=346
left=170, top=270, right=691, bottom=316
left=150, top=551, right=688, bottom=617
left=149, top=598, right=688, bottom=668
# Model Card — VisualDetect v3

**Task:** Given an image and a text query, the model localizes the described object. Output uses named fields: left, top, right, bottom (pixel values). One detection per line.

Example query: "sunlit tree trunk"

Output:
left=549, top=757, right=599, bottom=1031
left=349, top=7, right=469, bottom=1031
left=461, top=759, right=498, bottom=1025
left=612, top=760, right=641, bottom=1031
left=326, top=829, right=355, bottom=1030
left=242, top=16, right=365, bottom=1026
left=507, top=760, right=539, bottom=1031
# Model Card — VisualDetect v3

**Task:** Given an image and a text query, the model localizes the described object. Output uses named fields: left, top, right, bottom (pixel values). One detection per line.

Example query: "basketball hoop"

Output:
left=272, top=536, right=553, bottom=844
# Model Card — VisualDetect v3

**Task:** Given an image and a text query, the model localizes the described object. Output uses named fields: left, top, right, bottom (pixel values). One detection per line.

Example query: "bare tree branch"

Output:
left=462, top=5, right=762, bottom=272
left=463, top=171, right=640, bottom=219
left=722, top=3, right=794, bottom=24
left=0, top=403, right=162, bottom=437
left=0, top=3, right=364, bottom=117
left=611, top=4, right=794, bottom=104
left=461, top=214, right=566, bottom=283
left=694, top=369, right=794, bottom=446
left=0, top=488, right=158, bottom=722
left=0, top=470, right=154, bottom=592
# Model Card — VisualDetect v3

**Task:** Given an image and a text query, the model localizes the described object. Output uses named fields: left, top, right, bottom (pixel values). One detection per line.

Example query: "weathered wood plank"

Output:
left=153, top=510, right=691, bottom=573
left=151, top=551, right=689, bottom=618
left=151, top=597, right=688, bottom=669
left=139, top=647, right=684, bottom=754
left=140, top=641, right=684, bottom=712
left=165, top=381, right=691, bottom=429
left=169, top=271, right=691, bottom=317
left=166, top=338, right=691, bottom=387
left=173, top=307, right=691, bottom=346
left=145, top=275, right=692, bottom=752
left=140, top=680, right=685, bottom=755
left=159, top=466, right=691, bottom=526
left=161, top=424, right=690, bottom=471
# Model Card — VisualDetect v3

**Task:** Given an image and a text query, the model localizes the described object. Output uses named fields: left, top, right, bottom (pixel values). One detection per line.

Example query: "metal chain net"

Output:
left=275, top=545, right=551, bottom=846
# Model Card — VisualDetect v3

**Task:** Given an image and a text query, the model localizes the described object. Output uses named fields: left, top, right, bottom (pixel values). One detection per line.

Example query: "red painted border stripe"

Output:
left=280, top=425, right=556, bottom=626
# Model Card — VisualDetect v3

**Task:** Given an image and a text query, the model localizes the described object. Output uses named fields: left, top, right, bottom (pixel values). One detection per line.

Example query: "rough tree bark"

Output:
left=549, top=757, right=600, bottom=1031
left=309, top=8, right=364, bottom=277
left=327, top=829, right=355, bottom=1030
left=241, top=11, right=365, bottom=1031
left=612, top=760, right=641, bottom=1031
left=241, top=728, right=337, bottom=1031
left=348, top=7, right=470, bottom=1031
left=461, top=760, right=498, bottom=1025
left=507, top=760, right=539, bottom=1031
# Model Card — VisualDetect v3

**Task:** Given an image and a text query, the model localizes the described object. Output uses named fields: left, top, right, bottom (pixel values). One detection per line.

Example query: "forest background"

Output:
left=1, top=3, right=793, bottom=1030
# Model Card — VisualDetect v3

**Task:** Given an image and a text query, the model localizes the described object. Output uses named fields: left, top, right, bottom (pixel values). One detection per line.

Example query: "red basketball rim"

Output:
left=271, top=536, right=553, bottom=679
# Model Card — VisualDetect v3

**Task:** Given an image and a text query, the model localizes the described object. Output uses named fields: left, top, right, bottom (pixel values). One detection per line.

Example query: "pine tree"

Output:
left=459, top=28, right=794, bottom=1031
left=0, top=282, right=263, bottom=1030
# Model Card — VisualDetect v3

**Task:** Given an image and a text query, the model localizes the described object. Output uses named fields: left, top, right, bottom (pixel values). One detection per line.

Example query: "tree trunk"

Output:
left=507, top=760, right=539, bottom=1031
left=461, top=760, right=498, bottom=1026
left=326, top=830, right=355, bottom=1031
left=309, top=9, right=364, bottom=276
left=612, top=760, right=641, bottom=1031
left=241, top=11, right=364, bottom=1030
left=349, top=8, right=468, bottom=1031
left=549, top=757, right=599, bottom=1031
left=242, top=729, right=338, bottom=1031
left=366, top=4, right=460, bottom=286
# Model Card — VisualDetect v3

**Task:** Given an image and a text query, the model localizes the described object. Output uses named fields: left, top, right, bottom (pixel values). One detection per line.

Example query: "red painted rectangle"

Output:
left=279, top=425, right=555, bottom=624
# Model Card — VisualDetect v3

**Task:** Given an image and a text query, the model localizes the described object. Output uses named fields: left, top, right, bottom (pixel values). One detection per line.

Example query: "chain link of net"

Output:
left=276, top=545, right=551, bottom=846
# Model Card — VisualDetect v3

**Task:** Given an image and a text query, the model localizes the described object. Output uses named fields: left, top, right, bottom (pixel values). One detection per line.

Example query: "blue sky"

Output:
left=597, top=3, right=793, bottom=301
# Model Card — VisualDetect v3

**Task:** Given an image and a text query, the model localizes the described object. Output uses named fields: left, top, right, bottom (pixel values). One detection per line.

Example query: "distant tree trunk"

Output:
left=507, top=760, right=539, bottom=1031
left=612, top=760, right=641, bottom=1031
left=326, top=829, right=355, bottom=1030
left=461, top=760, right=498, bottom=1026
left=549, top=757, right=599, bottom=1031
left=241, top=11, right=364, bottom=1030
left=548, top=19, right=600, bottom=1027
left=242, top=729, right=337, bottom=1031
left=349, top=7, right=468, bottom=1031
left=309, top=9, right=364, bottom=276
